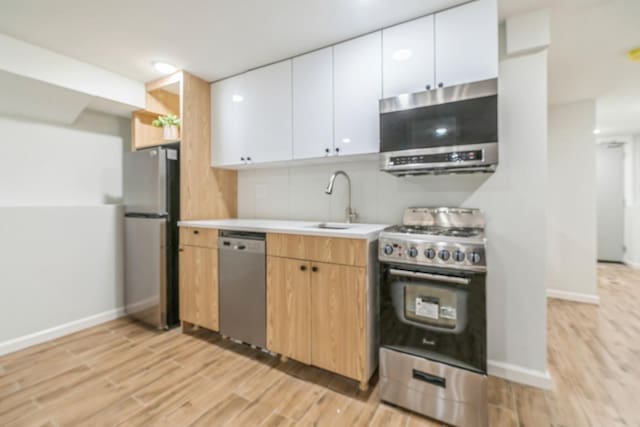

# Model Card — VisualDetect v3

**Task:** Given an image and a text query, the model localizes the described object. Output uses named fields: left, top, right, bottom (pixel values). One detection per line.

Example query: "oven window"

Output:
left=404, top=284, right=458, bottom=330
left=380, top=95, right=497, bottom=153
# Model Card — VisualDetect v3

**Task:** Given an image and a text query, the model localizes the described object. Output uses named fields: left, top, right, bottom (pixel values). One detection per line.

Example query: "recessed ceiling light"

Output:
left=392, top=49, right=413, bottom=62
left=593, top=129, right=601, bottom=135
left=232, top=94, right=244, bottom=103
left=435, top=127, right=448, bottom=136
left=152, top=61, right=178, bottom=74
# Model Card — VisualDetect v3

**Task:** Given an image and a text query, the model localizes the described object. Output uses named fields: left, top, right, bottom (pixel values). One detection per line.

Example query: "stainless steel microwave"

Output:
left=379, top=78, right=498, bottom=176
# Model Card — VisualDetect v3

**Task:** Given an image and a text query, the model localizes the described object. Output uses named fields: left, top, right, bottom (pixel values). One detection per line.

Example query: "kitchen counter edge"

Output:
left=178, top=219, right=388, bottom=242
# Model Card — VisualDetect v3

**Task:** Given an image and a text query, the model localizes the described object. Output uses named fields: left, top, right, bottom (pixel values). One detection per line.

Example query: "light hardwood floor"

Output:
left=0, top=263, right=638, bottom=426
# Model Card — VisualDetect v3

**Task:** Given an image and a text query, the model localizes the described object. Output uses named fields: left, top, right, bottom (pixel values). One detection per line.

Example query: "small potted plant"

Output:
left=152, top=114, right=181, bottom=140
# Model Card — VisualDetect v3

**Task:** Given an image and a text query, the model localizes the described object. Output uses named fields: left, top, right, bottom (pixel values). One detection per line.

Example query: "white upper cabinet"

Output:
left=383, top=15, right=436, bottom=98
left=333, top=31, right=382, bottom=156
left=211, top=73, right=246, bottom=167
left=211, top=0, right=498, bottom=169
left=293, top=47, right=334, bottom=160
left=434, top=0, right=498, bottom=88
left=245, top=60, right=293, bottom=165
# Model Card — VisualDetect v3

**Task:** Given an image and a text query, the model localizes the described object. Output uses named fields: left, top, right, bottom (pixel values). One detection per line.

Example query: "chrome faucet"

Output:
left=325, top=170, right=358, bottom=223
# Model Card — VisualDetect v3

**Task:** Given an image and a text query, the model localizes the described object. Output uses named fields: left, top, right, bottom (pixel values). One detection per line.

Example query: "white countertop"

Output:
left=178, top=218, right=389, bottom=241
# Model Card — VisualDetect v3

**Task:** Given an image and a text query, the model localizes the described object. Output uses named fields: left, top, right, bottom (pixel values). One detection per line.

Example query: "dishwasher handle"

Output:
left=219, top=237, right=265, bottom=254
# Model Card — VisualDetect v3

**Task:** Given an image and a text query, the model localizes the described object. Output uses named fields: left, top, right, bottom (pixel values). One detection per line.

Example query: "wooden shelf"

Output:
left=131, top=72, right=182, bottom=151
left=131, top=110, right=181, bottom=150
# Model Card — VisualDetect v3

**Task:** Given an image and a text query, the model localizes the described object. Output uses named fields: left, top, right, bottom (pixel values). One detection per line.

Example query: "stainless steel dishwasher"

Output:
left=218, top=230, right=266, bottom=348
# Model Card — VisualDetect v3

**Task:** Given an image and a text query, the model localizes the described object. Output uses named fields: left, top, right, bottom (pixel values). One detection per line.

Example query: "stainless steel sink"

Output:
left=312, top=222, right=352, bottom=230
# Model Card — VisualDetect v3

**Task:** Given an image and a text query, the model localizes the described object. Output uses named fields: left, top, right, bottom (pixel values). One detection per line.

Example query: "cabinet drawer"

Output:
left=180, top=227, right=218, bottom=248
left=266, top=233, right=367, bottom=267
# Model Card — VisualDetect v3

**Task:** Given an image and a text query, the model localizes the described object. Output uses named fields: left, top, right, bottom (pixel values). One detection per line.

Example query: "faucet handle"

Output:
left=346, top=207, right=359, bottom=223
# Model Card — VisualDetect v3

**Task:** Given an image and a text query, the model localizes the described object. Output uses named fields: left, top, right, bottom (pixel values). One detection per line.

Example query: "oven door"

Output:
left=380, top=264, right=487, bottom=373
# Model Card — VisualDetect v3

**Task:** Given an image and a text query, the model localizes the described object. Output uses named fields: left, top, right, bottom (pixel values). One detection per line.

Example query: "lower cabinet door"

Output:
left=311, top=262, right=367, bottom=381
left=179, top=245, right=219, bottom=331
left=266, top=256, right=311, bottom=364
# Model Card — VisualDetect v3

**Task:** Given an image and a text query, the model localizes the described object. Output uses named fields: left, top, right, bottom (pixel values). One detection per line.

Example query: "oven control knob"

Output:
left=468, top=252, right=482, bottom=264
left=424, top=248, right=436, bottom=259
left=407, top=247, right=418, bottom=257
left=383, top=244, right=394, bottom=255
left=453, top=250, right=465, bottom=262
left=438, top=249, right=450, bottom=261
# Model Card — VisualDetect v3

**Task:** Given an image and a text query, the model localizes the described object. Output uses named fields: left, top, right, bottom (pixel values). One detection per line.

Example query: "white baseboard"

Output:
left=0, top=307, right=126, bottom=357
left=488, top=360, right=553, bottom=390
left=546, top=289, right=600, bottom=305
left=125, top=297, right=159, bottom=314
left=623, top=258, right=640, bottom=269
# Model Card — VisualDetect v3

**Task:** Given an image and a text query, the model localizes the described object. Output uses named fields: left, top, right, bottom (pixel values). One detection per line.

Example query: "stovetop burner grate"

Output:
left=386, top=225, right=484, bottom=238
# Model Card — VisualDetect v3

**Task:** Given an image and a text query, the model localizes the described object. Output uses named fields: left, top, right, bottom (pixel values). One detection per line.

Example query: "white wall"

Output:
left=0, top=110, right=128, bottom=354
left=0, top=206, right=124, bottom=349
left=0, top=111, right=126, bottom=206
left=546, top=101, right=598, bottom=301
left=238, top=51, right=551, bottom=386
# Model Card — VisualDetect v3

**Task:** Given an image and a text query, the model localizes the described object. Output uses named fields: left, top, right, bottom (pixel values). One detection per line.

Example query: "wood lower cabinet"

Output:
left=266, top=246, right=370, bottom=388
left=310, top=262, right=366, bottom=381
left=179, top=245, right=219, bottom=331
left=266, top=257, right=311, bottom=364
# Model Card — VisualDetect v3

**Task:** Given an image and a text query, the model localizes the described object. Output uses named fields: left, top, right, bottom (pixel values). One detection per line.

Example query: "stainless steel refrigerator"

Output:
left=123, top=144, right=180, bottom=329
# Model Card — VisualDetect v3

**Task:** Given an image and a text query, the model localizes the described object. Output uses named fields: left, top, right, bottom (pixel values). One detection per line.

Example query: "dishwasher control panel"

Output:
left=219, top=231, right=266, bottom=254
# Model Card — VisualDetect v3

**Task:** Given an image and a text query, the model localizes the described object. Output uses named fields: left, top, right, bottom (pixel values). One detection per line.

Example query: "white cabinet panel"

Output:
left=383, top=15, right=435, bottom=98
left=435, top=0, right=498, bottom=88
left=293, top=47, right=333, bottom=160
left=333, top=32, right=382, bottom=157
left=245, top=60, right=293, bottom=164
left=211, top=74, right=246, bottom=167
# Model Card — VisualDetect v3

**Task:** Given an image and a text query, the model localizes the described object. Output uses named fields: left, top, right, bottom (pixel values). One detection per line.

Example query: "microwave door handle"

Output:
left=389, top=268, right=470, bottom=285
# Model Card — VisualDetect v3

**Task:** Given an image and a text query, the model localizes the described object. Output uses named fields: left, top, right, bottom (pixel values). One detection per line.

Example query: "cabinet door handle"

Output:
left=247, top=156, right=252, bottom=162
left=334, top=147, right=340, bottom=153
left=438, top=82, right=444, bottom=88
left=179, top=248, right=184, bottom=252
left=241, top=157, right=245, bottom=161
left=193, top=230, right=199, bottom=235
left=425, top=84, right=431, bottom=90
left=311, top=266, right=318, bottom=272
left=300, top=265, right=307, bottom=271
left=325, top=148, right=330, bottom=154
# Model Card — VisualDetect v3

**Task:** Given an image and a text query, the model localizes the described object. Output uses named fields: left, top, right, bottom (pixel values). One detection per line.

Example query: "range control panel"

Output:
left=378, top=237, right=486, bottom=272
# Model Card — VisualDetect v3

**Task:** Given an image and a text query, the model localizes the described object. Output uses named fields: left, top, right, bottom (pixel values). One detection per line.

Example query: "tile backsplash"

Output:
left=238, top=158, right=490, bottom=225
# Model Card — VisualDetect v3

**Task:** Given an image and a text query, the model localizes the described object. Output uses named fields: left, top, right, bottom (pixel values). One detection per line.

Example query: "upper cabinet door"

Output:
left=245, top=60, right=293, bottom=164
left=211, top=74, right=246, bottom=167
left=293, top=47, right=334, bottom=160
left=333, top=32, right=382, bottom=156
left=383, top=15, right=435, bottom=98
left=435, top=0, right=498, bottom=88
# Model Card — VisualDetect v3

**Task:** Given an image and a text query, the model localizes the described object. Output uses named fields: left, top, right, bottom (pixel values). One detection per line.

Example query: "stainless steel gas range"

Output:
left=378, top=207, right=488, bottom=427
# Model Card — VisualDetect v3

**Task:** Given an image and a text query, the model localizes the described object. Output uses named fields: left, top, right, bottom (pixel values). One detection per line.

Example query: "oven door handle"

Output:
left=389, top=268, right=470, bottom=285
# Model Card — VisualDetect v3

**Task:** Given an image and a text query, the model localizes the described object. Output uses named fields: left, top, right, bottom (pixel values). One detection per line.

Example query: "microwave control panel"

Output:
left=389, top=150, right=483, bottom=166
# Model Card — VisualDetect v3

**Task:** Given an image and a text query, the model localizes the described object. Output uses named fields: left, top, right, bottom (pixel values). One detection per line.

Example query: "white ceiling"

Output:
left=0, top=0, right=638, bottom=134
left=0, top=0, right=468, bottom=83
left=545, top=0, right=640, bottom=135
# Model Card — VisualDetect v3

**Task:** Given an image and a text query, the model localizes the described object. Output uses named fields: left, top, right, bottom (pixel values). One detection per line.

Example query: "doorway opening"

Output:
left=596, top=142, right=625, bottom=263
